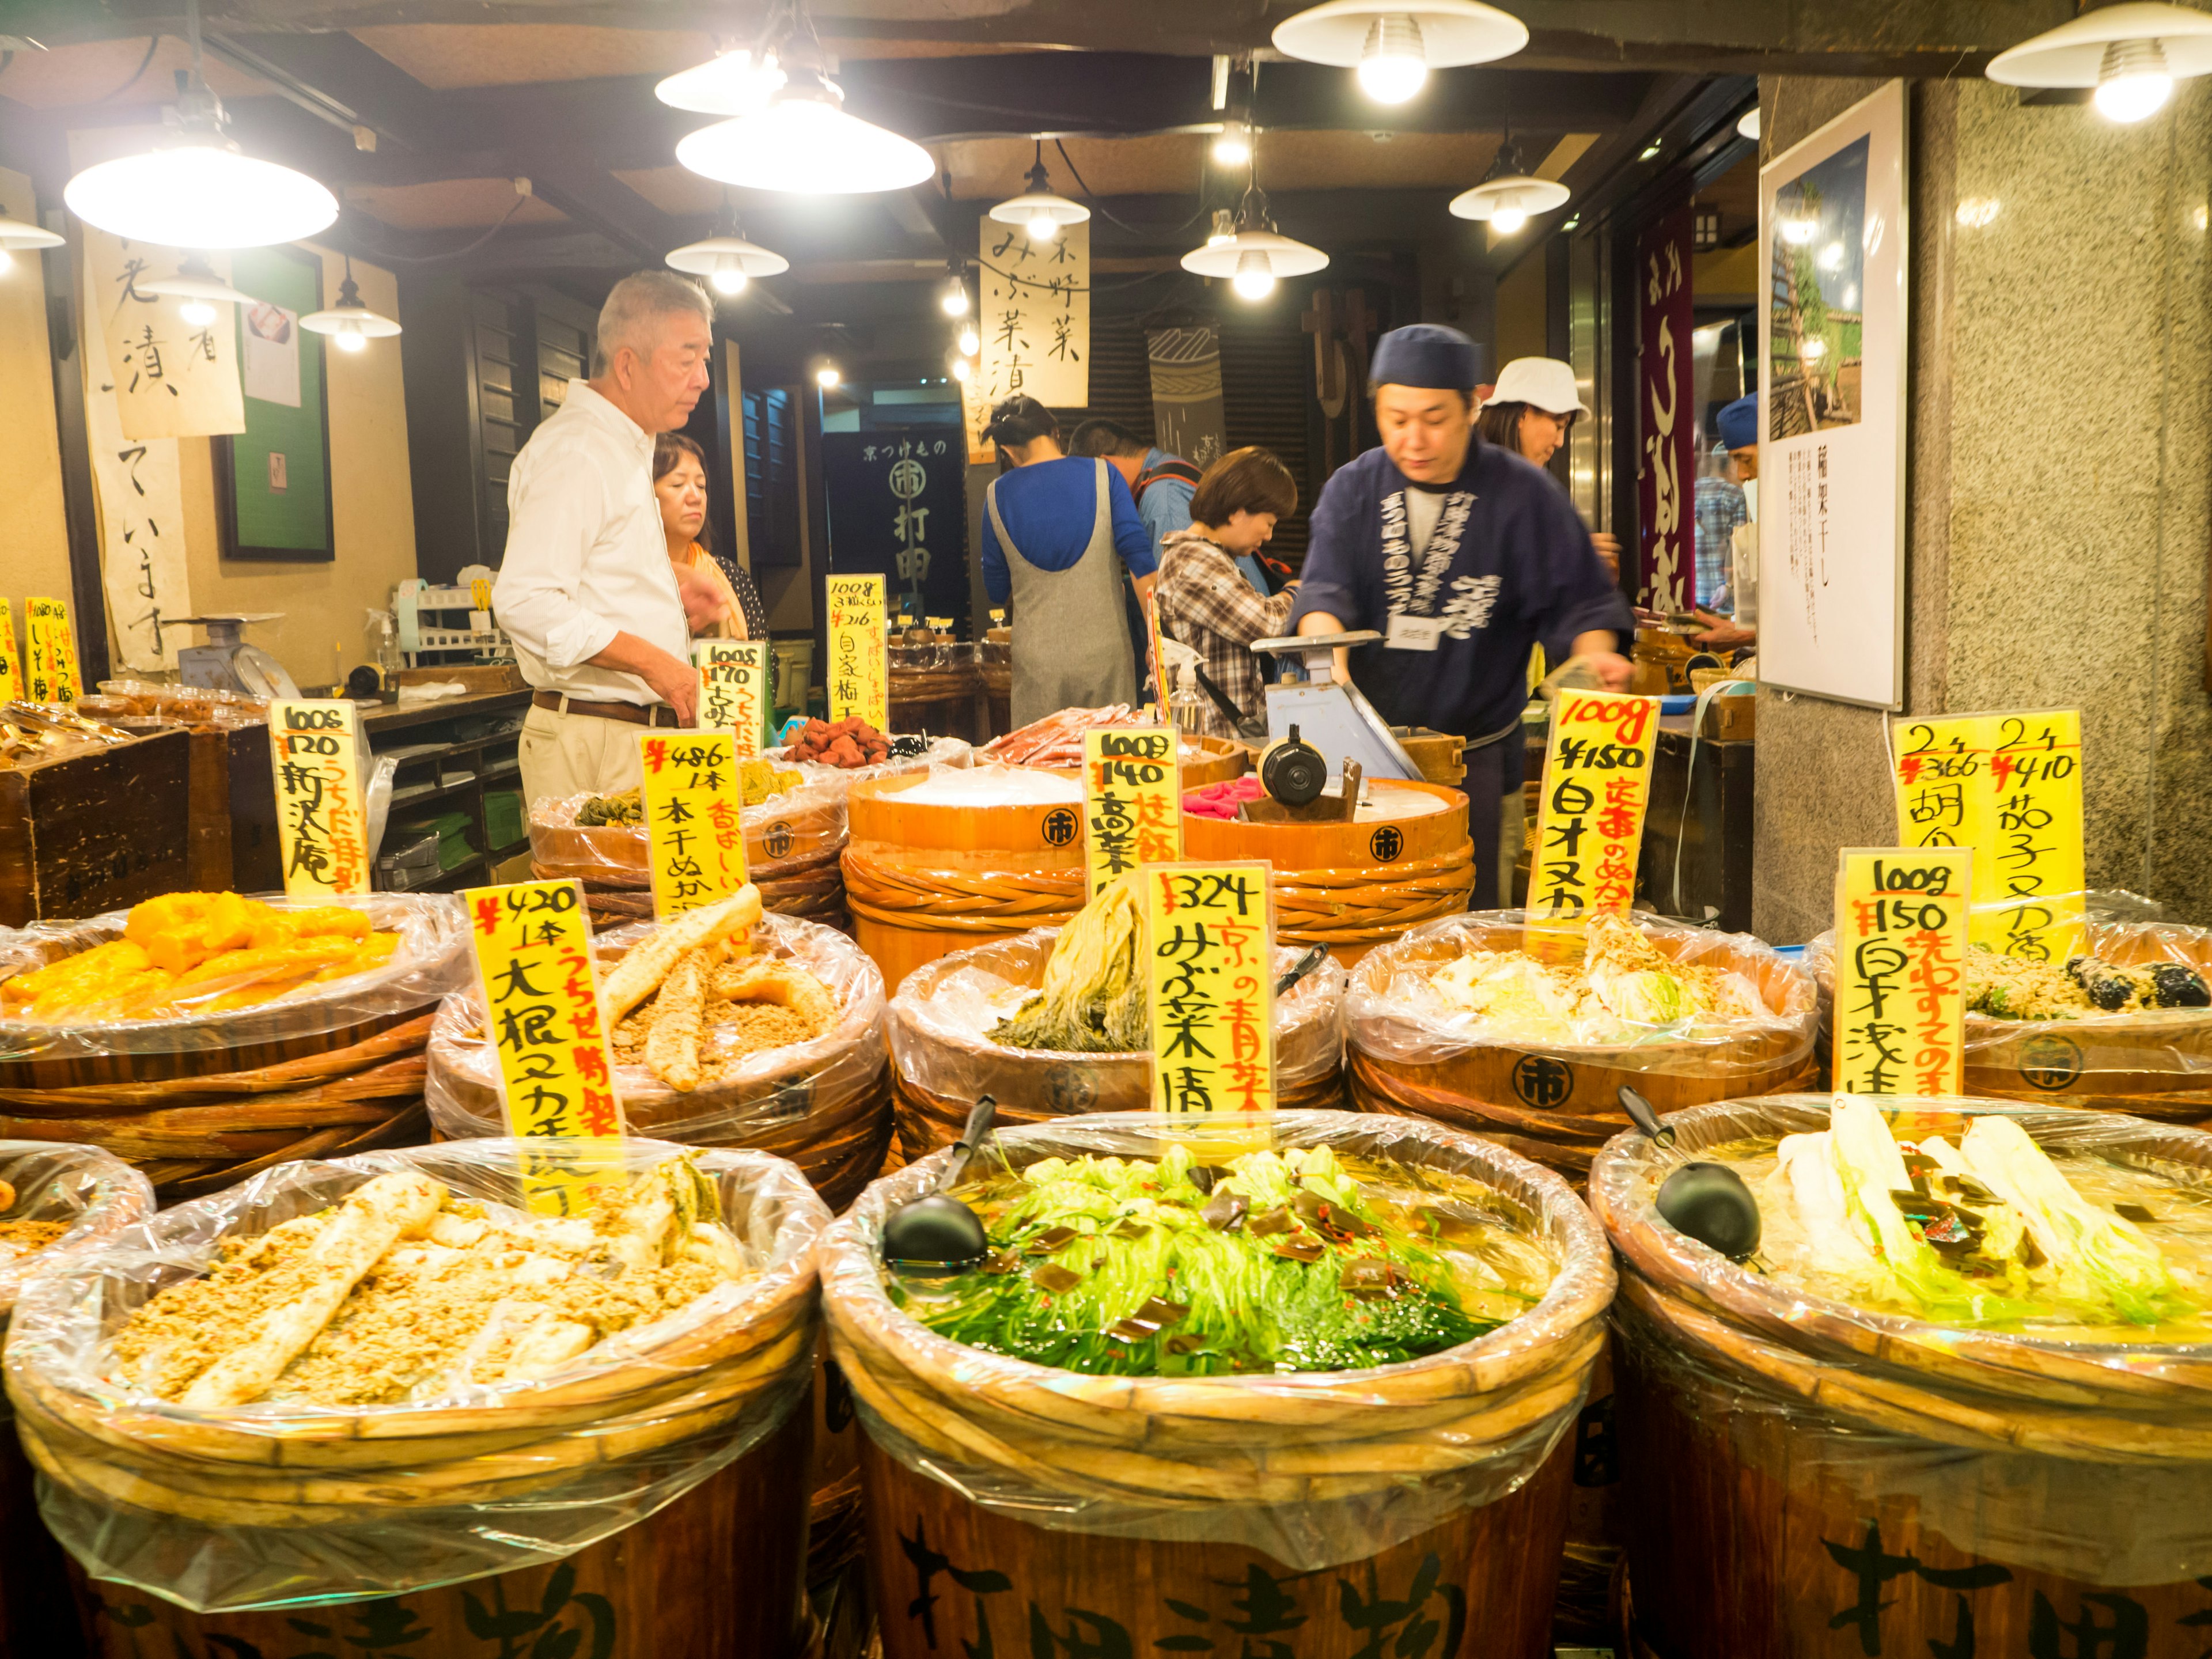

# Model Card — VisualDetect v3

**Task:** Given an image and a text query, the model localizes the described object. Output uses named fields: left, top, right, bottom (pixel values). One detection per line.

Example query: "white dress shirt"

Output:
left=492, top=380, right=689, bottom=706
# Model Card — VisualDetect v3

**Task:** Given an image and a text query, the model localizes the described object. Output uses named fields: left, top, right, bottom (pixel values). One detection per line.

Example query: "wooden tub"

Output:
left=885, top=929, right=1347, bottom=1160
left=1590, top=1095, right=2212, bottom=1659
left=1181, top=777, right=1474, bottom=966
left=1347, top=911, right=1819, bottom=1182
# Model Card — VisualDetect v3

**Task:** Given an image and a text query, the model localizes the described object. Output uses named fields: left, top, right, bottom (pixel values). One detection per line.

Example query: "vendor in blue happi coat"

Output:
left=1290, top=323, right=1634, bottom=909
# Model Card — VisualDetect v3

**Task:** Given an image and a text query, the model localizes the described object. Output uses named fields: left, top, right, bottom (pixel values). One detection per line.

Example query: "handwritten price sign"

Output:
left=639, top=730, right=749, bottom=918
left=695, top=639, right=770, bottom=759
left=1527, top=689, right=1661, bottom=958
left=24, top=597, right=79, bottom=704
left=268, top=700, right=370, bottom=897
left=1143, top=862, right=1276, bottom=1113
left=463, top=878, right=624, bottom=1214
left=1083, top=727, right=1182, bottom=898
left=825, top=573, right=888, bottom=729
left=0, top=607, right=20, bottom=703
left=1832, top=849, right=1972, bottom=1097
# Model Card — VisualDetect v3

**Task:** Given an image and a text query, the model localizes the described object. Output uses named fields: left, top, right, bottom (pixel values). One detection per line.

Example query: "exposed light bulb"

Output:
left=334, top=325, right=367, bottom=353
left=1212, top=124, right=1252, bottom=168
left=1490, top=203, right=1528, bottom=234
left=2097, top=68, right=2173, bottom=121
left=816, top=365, right=842, bottom=389
left=0, top=248, right=13, bottom=274
left=710, top=264, right=748, bottom=295
left=941, top=278, right=969, bottom=316
left=1028, top=213, right=1058, bottom=242
left=958, top=325, right=980, bottom=357
left=180, top=298, right=217, bottom=325
left=1356, top=14, right=1427, bottom=104
left=1231, top=248, right=1276, bottom=300
left=951, top=356, right=972, bottom=382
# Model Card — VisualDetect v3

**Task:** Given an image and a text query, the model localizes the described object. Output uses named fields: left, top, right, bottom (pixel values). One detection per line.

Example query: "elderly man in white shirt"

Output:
left=496, top=270, right=731, bottom=805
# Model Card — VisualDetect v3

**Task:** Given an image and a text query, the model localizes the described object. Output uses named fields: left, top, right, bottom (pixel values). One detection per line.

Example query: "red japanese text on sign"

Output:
left=638, top=730, right=749, bottom=918
left=1832, top=849, right=1972, bottom=1097
left=1142, top=862, right=1277, bottom=1113
left=1083, top=726, right=1182, bottom=897
left=268, top=699, right=369, bottom=897
left=1526, top=689, right=1661, bottom=959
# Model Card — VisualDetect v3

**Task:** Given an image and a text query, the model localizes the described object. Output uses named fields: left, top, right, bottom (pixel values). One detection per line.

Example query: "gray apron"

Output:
left=991, top=458, right=1138, bottom=725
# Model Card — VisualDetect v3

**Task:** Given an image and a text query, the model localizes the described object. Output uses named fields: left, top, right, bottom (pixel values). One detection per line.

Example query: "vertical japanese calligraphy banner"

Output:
left=695, top=639, right=770, bottom=757
left=24, top=598, right=82, bottom=704
left=1636, top=203, right=1695, bottom=613
left=0, top=606, right=19, bottom=702
left=1832, top=848, right=1971, bottom=1096
left=1143, top=862, right=1276, bottom=1112
left=819, top=433, right=971, bottom=635
left=81, top=223, right=245, bottom=442
left=268, top=699, right=369, bottom=896
left=638, top=730, right=749, bottom=918
left=461, top=878, right=624, bottom=1215
left=825, top=573, right=889, bottom=729
left=1145, top=324, right=1227, bottom=468
left=1082, top=728, right=1182, bottom=897
left=1525, top=690, right=1661, bottom=959
left=978, top=218, right=1089, bottom=411
left=1759, top=79, right=1907, bottom=708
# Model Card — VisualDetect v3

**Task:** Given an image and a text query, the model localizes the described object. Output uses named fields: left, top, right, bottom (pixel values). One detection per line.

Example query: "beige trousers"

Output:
left=517, top=703, right=648, bottom=808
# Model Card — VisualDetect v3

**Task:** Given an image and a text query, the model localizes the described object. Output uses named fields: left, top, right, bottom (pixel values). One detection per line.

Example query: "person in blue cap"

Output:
left=1291, top=322, right=1634, bottom=910
left=1693, top=392, right=1759, bottom=649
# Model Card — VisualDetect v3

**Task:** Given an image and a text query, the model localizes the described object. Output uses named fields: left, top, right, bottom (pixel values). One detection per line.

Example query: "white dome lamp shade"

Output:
left=656, top=46, right=788, bottom=116
left=137, top=256, right=255, bottom=326
left=676, top=66, right=934, bottom=195
left=300, top=256, right=402, bottom=354
left=666, top=233, right=790, bottom=297
left=989, top=145, right=1089, bottom=244
left=1448, top=137, right=1569, bottom=236
left=1987, top=2, right=2212, bottom=123
left=0, top=206, right=64, bottom=275
left=1272, top=0, right=1529, bottom=105
left=1182, top=172, right=1328, bottom=302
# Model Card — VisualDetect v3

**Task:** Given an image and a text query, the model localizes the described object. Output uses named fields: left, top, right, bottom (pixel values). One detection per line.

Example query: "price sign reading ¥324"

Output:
left=1526, top=688, right=1661, bottom=958
left=24, top=597, right=79, bottom=704
left=268, top=700, right=370, bottom=897
left=1143, top=862, right=1276, bottom=1113
left=462, top=878, right=624, bottom=1215
left=825, top=573, right=888, bottom=729
left=638, top=730, right=749, bottom=918
left=1832, top=849, right=1972, bottom=1097
left=694, top=640, right=770, bottom=759
left=1082, top=726, right=1181, bottom=898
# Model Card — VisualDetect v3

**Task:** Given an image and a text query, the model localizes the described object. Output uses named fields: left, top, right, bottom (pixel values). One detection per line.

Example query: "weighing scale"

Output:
left=1251, top=632, right=1421, bottom=786
left=173, top=614, right=301, bottom=699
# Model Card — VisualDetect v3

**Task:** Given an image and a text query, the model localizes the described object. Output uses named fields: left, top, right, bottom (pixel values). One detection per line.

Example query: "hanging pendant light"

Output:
left=1988, top=2, right=2212, bottom=123
left=1272, top=0, right=1527, bottom=104
left=301, top=255, right=402, bottom=353
left=1181, top=144, right=1327, bottom=302
left=988, top=143, right=1089, bottom=244
left=1449, top=132, right=1569, bottom=235
left=941, top=260, right=971, bottom=317
left=656, top=44, right=787, bottom=115
left=62, top=0, right=336, bottom=248
left=0, top=206, right=63, bottom=275
left=666, top=234, right=788, bottom=295
left=138, top=255, right=255, bottom=325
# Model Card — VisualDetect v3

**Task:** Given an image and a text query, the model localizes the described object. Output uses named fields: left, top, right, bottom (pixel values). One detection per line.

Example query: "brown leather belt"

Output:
left=531, top=690, right=681, bottom=728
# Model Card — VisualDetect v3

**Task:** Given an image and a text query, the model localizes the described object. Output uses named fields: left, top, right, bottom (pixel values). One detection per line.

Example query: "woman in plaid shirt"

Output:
left=1155, top=448, right=1301, bottom=739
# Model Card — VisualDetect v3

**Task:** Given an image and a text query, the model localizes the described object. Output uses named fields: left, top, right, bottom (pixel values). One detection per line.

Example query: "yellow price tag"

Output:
left=694, top=640, right=770, bottom=759
left=1891, top=713, right=1996, bottom=903
left=1083, top=726, right=1182, bottom=899
left=0, top=607, right=20, bottom=703
left=825, top=573, right=888, bottom=729
left=1142, top=861, right=1276, bottom=1112
left=1832, top=848, right=1972, bottom=1097
left=461, top=878, right=624, bottom=1214
left=24, top=597, right=79, bottom=704
left=638, top=730, right=749, bottom=917
left=1984, top=710, right=2086, bottom=963
left=926, top=616, right=954, bottom=632
left=268, top=700, right=372, bottom=896
left=470, top=577, right=493, bottom=611
left=1526, top=689, right=1661, bottom=959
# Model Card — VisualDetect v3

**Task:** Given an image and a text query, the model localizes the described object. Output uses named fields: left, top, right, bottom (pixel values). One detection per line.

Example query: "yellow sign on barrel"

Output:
left=1142, top=862, right=1276, bottom=1112
left=694, top=640, right=770, bottom=759
left=461, top=878, right=624, bottom=1214
left=1526, top=688, right=1661, bottom=958
left=0, top=608, right=20, bottom=703
left=825, top=573, right=888, bottom=729
left=269, top=699, right=370, bottom=896
left=24, top=597, right=79, bottom=703
left=1082, top=726, right=1182, bottom=898
left=1832, top=848, right=1972, bottom=1097
left=638, top=730, right=749, bottom=918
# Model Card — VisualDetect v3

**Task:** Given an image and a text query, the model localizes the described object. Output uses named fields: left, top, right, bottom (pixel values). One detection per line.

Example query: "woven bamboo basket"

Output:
left=1347, top=912, right=1820, bottom=1183
left=885, top=929, right=1347, bottom=1161
left=824, top=1110, right=1615, bottom=1658
left=841, top=770, right=1088, bottom=993
left=427, top=912, right=892, bottom=1210
left=1589, top=1095, right=2212, bottom=1659
left=1181, top=777, right=1474, bottom=966
left=14, top=1138, right=828, bottom=1650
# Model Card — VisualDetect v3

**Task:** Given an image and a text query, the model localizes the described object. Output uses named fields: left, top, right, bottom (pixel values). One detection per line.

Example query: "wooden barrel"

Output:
left=1347, top=912, right=1819, bottom=1183
left=840, top=771, right=1087, bottom=994
left=1589, top=1095, right=2212, bottom=1659
left=885, top=930, right=1347, bottom=1160
left=1178, top=734, right=1249, bottom=789
left=825, top=1109, right=1615, bottom=1659
left=1180, top=778, right=1475, bottom=966
left=426, top=913, right=892, bottom=1210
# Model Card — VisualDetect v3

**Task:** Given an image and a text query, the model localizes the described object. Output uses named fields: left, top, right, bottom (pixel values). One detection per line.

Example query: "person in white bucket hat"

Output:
left=1477, top=357, right=1620, bottom=578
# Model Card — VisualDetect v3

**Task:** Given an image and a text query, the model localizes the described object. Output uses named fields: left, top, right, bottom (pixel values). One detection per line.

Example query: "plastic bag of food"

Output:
left=822, top=1109, right=1615, bottom=1569
left=529, top=782, right=851, bottom=888
left=10, top=1137, right=828, bottom=1611
left=0, top=1143, right=153, bottom=1323
left=769, top=733, right=972, bottom=792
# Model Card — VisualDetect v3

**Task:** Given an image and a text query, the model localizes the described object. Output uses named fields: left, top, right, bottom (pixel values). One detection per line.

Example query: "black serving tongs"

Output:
left=1274, top=944, right=1330, bottom=998
left=1618, top=1085, right=1762, bottom=1259
left=881, top=1096, right=997, bottom=1276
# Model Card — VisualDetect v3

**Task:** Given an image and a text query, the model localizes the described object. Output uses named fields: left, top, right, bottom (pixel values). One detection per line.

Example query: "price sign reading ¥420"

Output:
left=694, top=639, right=770, bottom=759
left=1832, top=849, right=1972, bottom=1097
left=638, top=730, right=748, bottom=918
left=462, top=878, right=625, bottom=1215
left=24, top=597, right=80, bottom=703
left=1143, top=862, right=1276, bottom=1113
left=825, top=573, right=888, bottom=729
left=1082, top=726, right=1182, bottom=898
left=268, top=699, right=370, bottom=897
left=1525, top=688, right=1661, bottom=959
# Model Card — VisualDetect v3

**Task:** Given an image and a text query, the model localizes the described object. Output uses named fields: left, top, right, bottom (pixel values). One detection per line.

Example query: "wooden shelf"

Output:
left=361, top=690, right=531, bottom=893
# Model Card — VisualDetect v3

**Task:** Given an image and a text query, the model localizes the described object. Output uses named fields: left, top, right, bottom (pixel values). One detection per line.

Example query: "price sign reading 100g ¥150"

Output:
left=1526, top=688, right=1661, bottom=959
left=1083, top=726, right=1182, bottom=898
left=638, top=730, right=749, bottom=918
left=1142, top=862, right=1277, bottom=1113
left=1832, top=848, right=1972, bottom=1097
left=269, top=699, right=370, bottom=897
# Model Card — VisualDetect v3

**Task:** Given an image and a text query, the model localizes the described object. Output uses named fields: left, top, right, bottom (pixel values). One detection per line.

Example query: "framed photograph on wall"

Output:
left=213, top=244, right=335, bottom=562
left=1757, top=77, right=1908, bottom=709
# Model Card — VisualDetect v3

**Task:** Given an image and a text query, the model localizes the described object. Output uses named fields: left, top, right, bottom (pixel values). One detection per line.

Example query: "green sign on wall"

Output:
left=216, top=244, right=335, bottom=562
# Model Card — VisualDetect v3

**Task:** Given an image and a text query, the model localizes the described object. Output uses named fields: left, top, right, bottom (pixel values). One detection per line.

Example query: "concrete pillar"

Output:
left=1752, top=74, right=2212, bottom=938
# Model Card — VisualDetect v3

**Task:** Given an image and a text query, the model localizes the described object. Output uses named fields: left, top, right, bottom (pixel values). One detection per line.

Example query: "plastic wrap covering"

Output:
left=1590, top=1096, right=2212, bottom=1644
left=92, top=680, right=268, bottom=728
left=0, top=892, right=469, bottom=1069
left=769, top=734, right=972, bottom=793
left=1804, top=917, right=2212, bottom=1116
left=887, top=930, right=1346, bottom=1158
left=528, top=785, right=849, bottom=889
left=426, top=911, right=891, bottom=1206
left=0, top=1143, right=153, bottom=1322
left=9, top=1137, right=830, bottom=1612
left=821, top=1109, right=1615, bottom=1571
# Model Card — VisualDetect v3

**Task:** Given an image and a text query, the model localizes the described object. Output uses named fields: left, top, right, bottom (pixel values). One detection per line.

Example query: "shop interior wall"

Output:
left=1491, top=249, right=1549, bottom=378
left=0, top=163, right=77, bottom=622
left=1752, top=74, right=2212, bottom=936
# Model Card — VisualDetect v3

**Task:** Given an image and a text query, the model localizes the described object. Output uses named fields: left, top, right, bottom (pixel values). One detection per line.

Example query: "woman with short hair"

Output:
left=1155, top=446, right=1302, bottom=740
